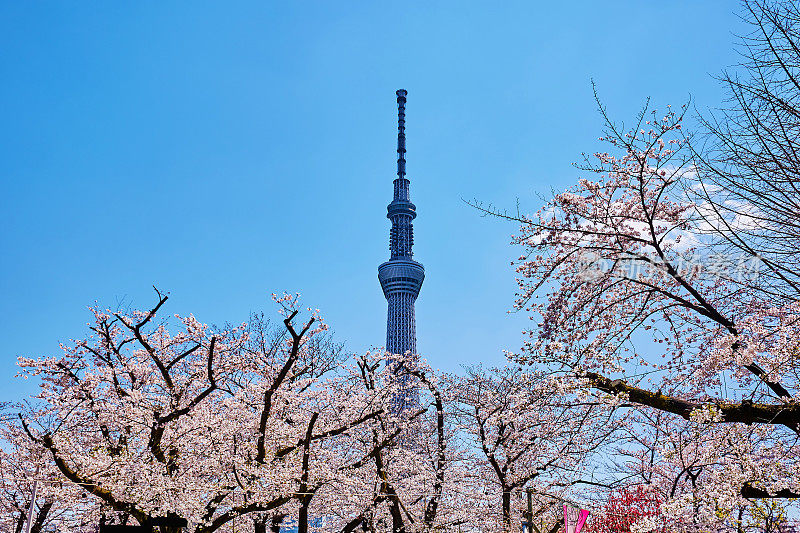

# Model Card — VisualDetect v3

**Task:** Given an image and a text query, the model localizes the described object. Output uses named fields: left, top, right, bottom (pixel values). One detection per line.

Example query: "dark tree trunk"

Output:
left=297, top=413, right=318, bottom=533
left=389, top=500, right=405, bottom=533
left=298, top=500, right=310, bottom=533
left=253, top=513, right=273, bottom=533
left=31, top=499, right=53, bottom=533
left=501, top=486, right=512, bottom=531
left=14, top=511, right=25, bottom=533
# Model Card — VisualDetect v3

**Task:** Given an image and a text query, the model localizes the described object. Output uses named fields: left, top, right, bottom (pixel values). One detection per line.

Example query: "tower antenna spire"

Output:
left=396, top=89, right=407, bottom=181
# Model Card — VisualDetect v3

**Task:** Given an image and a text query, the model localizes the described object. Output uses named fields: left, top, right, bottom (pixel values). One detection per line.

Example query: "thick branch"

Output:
left=584, top=372, right=800, bottom=430
left=159, top=337, right=218, bottom=425
left=25, top=426, right=148, bottom=525
left=408, top=370, right=446, bottom=528
left=148, top=337, right=218, bottom=466
left=115, top=288, right=172, bottom=388
left=256, top=310, right=315, bottom=464
left=200, top=498, right=292, bottom=533
left=741, top=483, right=800, bottom=499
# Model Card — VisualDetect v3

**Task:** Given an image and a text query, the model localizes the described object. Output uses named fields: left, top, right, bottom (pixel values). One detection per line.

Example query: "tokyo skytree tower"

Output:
left=377, top=90, right=425, bottom=409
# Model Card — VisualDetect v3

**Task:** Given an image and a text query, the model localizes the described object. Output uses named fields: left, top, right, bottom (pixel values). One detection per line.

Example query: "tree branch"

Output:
left=584, top=372, right=800, bottom=430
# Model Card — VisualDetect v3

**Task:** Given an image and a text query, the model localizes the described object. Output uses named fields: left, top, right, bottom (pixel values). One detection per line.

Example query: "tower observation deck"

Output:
left=378, top=90, right=424, bottom=410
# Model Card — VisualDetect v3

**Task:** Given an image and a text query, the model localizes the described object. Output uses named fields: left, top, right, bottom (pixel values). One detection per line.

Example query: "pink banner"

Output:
left=564, top=504, right=590, bottom=533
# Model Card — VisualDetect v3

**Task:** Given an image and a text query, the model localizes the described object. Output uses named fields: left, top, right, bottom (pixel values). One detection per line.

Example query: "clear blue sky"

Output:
left=0, top=1, right=743, bottom=402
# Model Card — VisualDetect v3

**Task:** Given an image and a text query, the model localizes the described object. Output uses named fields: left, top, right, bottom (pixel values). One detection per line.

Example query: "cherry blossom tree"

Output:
left=312, top=353, right=473, bottom=533
left=1, top=416, right=99, bottom=533
left=14, top=289, right=396, bottom=533
left=451, top=366, right=619, bottom=531
left=495, top=102, right=800, bottom=521
left=606, top=404, right=800, bottom=532
left=469, top=0, right=800, bottom=525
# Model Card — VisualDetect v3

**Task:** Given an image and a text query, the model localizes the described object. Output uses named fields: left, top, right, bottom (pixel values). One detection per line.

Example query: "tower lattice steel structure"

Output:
left=378, top=89, right=425, bottom=409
